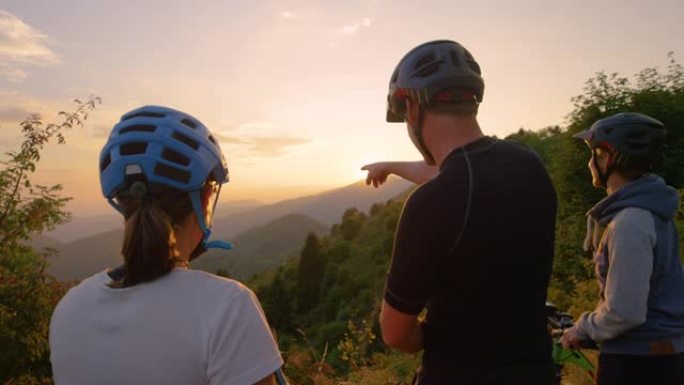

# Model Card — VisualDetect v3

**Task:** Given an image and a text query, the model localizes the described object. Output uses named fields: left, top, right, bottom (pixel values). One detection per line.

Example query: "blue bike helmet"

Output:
left=100, top=105, right=231, bottom=252
left=386, top=40, right=484, bottom=122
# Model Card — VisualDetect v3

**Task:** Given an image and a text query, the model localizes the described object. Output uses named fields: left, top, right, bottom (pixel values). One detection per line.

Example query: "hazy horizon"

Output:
left=63, top=178, right=374, bottom=217
left=1, top=0, right=683, bottom=215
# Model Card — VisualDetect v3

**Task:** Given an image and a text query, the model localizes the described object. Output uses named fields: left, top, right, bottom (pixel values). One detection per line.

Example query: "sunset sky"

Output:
left=1, top=0, right=683, bottom=215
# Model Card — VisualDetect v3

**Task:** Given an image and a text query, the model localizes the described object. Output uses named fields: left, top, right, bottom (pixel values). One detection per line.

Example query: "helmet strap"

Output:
left=410, top=107, right=436, bottom=165
left=593, top=148, right=617, bottom=188
left=107, top=197, right=125, bottom=215
left=188, top=189, right=231, bottom=261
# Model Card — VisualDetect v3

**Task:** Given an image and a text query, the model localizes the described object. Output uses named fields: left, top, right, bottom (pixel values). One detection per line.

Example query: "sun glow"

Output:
left=354, top=152, right=388, bottom=182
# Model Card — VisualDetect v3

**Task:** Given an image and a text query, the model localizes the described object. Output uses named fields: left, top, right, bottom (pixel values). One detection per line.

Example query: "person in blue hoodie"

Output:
left=561, top=112, right=684, bottom=385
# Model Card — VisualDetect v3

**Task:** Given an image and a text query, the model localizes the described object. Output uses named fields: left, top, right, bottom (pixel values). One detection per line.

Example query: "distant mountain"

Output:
left=47, top=229, right=122, bottom=280
left=215, top=199, right=265, bottom=215
left=211, top=177, right=413, bottom=239
left=191, top=213, right=328, bottom=279
left=48, top=213, right=326, bottom=281
left=46, top=178, right=414, bottom=280
left=47, top=214, right=123, bottom=243
left=28, top=234, right=64, bottom=254
left=45, top=199, right=264, bottom=243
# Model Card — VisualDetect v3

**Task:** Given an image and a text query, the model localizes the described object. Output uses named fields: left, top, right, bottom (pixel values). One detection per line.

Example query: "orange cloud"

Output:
left=218, top=134, right=309, bottom=157
left=0, top=10, right=60, bottom=81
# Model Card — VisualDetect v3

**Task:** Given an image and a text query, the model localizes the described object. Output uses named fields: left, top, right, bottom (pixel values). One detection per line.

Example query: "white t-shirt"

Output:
left=50, top=268, right=283, bottom=385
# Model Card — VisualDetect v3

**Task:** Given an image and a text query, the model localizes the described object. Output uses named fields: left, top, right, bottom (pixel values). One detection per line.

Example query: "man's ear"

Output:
left=599, top=148, right=616, bottom=169
left=404, top=99, right=420, bottom=127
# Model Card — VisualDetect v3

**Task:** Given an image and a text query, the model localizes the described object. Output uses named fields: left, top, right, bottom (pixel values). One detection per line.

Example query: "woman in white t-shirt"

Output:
left=50, top=106, right=286, bottom=385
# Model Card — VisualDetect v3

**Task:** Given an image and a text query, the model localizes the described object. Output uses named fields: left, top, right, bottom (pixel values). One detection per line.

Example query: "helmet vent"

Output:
left=390, top=68, right=399, bottom=83
left=449, top=50, right=460, bottom=67
left=413, top=53, right=440, bottom=78
left=100, top=153, right=111, bottom=171
left=124, top=164, right=143, bottom=176
left=162, top=148, right=190, bottom=166
left=122, top=112, right=165, bottom=121
left=414, top=63, right=440, bottom=78
left=467, top=60, right=481, bottom=75
left=120, top=142, right=148, bottom=155
left=154, top=163, right=191, bottom=183
left=208, top=135, right=217, bottom=146
left=120, top=125, right=156, bottom=135
left=414, top=53, right=435, bottom=69
left=462, top=49, right=481, bottom=74
left=172, top=132, right=199, bottom=150
left=180, top=118, right=197, bottom=129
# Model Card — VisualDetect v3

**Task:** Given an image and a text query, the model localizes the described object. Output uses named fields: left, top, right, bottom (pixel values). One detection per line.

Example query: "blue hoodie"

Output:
left=575, top=174, right=684, bottom=355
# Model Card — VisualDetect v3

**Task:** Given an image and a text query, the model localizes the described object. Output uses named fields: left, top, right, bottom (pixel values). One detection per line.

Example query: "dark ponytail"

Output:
left=111, top=187, right=194, bottom=288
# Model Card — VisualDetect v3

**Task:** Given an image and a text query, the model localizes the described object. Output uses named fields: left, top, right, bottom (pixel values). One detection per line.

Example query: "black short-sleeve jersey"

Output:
left=385, top=136, right=557, bottom=373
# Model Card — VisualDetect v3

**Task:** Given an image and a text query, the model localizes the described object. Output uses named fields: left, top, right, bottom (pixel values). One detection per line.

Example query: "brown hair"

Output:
left=110, top=187, right=194, bottom=288
left=614, top=161, right=648, bottom=181
left=597, top=147, right=649, bottom=182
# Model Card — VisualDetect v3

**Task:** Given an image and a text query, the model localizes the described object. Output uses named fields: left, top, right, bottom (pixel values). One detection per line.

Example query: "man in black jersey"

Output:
left=377, top=40, right=557, bottom=384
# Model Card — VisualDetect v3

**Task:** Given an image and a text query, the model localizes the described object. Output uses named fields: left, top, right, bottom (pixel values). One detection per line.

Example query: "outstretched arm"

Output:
left=361, top=161, right=438, bottom=187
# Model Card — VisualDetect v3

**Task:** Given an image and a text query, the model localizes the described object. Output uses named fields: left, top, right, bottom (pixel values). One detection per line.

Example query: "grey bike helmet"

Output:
left=574, top=112, right=665, bottom=184
left=386, top=40, right=484, bottom=122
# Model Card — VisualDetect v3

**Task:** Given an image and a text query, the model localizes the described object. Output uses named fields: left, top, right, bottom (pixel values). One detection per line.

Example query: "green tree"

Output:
left=337, top=208, right=366, bottom=241
left=296, top=232, right=326, bottom=311
left=548, top=54, right=684, bottom=306
left=506, top=125, right=562, bottom=165
left=0, top=98, right=100, bottom=384
left=259, top=268, right=295, bottom=332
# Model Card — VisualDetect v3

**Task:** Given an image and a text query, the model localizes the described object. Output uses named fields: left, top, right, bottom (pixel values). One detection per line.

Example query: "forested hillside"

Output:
left=250, top=58, right=684, bottom=384
left=192, top=213, right=329, bottom=279
left=250, top=202, right=416, bottom=384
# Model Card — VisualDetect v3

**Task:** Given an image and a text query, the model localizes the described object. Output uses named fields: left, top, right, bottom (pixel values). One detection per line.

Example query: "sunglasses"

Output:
left=204, top=180, right=222, bottom=228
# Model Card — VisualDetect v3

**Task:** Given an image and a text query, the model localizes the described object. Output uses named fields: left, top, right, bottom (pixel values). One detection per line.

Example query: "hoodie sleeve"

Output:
left=575, top=208, right=656, bottom=343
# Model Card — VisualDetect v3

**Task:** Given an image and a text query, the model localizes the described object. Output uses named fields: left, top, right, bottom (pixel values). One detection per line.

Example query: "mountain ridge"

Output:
left=45, top=178, right=414, bottom=280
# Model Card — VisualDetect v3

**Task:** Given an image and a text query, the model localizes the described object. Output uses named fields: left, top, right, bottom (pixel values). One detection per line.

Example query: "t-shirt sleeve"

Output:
left=384, top=191, right=440, bottom=315
left=207, top=287, right=284, bottom=385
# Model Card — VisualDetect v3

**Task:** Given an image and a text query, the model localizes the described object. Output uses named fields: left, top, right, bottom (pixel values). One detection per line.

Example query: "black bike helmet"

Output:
left=574, top=112, right=665, bottom=185
left=574, top=112, right=665, bottom=164
left=386, top=40, right=484, bottom=122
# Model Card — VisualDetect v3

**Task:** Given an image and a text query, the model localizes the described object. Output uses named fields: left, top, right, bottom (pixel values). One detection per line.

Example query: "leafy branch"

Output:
left=0, top=96, right=101, bottom=250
